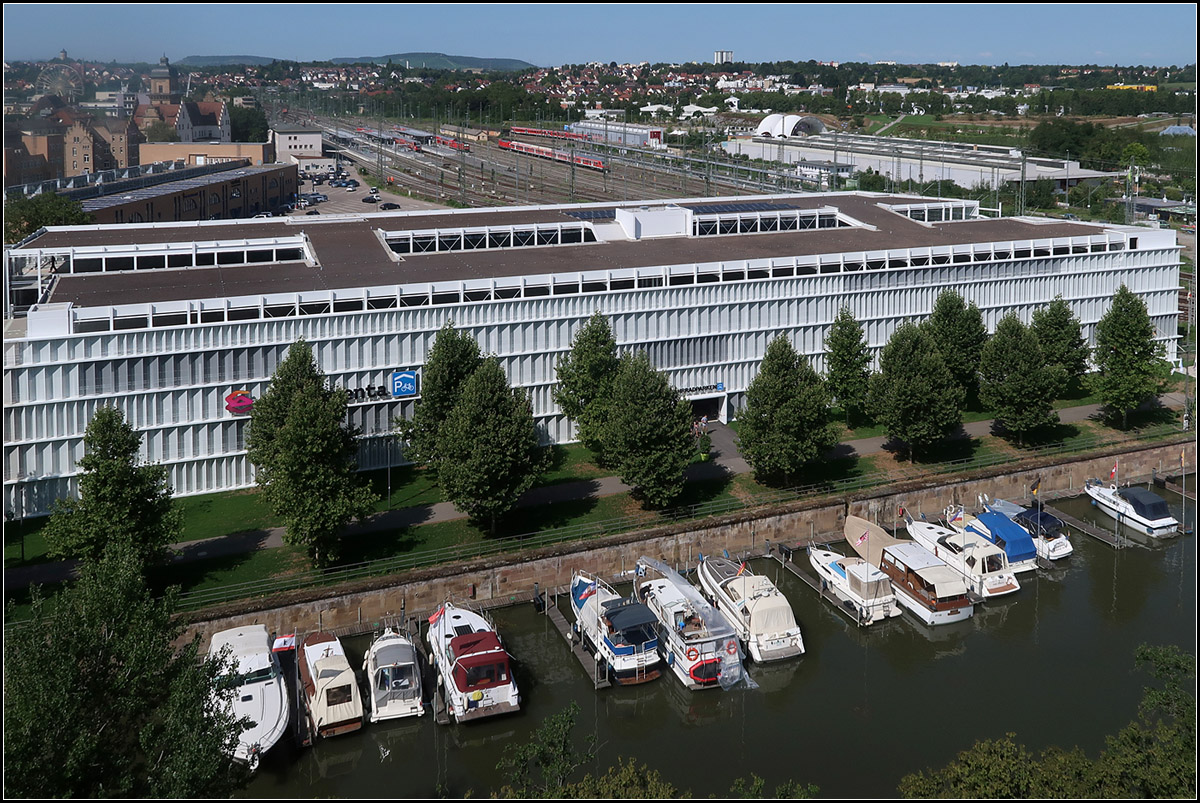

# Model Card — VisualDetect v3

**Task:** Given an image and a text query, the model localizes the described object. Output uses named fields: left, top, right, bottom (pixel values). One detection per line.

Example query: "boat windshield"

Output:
left=326, top=684, right=354, bottom=706
left=457, top=660, right=510, bottom=691
left=241, top=665, right=278, bottom=684
left=376, top=664, right=417, bottom=692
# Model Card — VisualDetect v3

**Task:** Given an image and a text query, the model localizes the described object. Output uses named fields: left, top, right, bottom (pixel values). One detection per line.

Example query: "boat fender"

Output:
left=667, top=652, right=675, bottom=667
left=726, top=639, right=738, bottom=656
left=686, top=646, right=699, bottom=661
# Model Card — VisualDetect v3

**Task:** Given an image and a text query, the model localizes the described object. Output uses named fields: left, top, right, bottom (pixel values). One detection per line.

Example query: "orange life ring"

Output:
left=685, top=646, right=699, bottom=661
left=726, top=640, right=738, bottom=656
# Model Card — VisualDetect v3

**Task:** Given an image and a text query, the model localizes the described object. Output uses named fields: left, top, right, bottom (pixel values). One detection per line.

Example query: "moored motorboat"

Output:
left=948, top=504, right=1038, bottom=574
left=985, top=497, right=1073, bottom=561
left=695, top=555, right=804, bottom=662
left=635, top=556, right=752, bottom=691
left=299, top=632, right=364, bottom=739
left=844, top=515, right=973, bottom=626
left=807, top=544, right=901, bottom=625
left=905, top=515, right=1020, bottom=599
left=1084, top=479, right=1180, bottom=538
left=362, top=627, right=425, bottom=723
left=427, top=601, right=520, bottom=723
left=208, top=625, right=290, bottom=770
left=570, top=571, right=662, bottom=685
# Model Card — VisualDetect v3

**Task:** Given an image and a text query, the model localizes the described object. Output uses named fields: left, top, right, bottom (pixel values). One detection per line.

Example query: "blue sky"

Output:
left=3, top=3, right=1196, bottom=68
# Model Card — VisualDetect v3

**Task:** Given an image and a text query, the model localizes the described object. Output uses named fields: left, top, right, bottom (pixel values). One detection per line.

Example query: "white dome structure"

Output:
left=754, top=114, right=826, bottom=139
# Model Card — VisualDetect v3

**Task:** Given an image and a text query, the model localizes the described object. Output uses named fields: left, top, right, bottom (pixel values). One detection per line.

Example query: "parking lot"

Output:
left=284, top=171, right=446, bottom=218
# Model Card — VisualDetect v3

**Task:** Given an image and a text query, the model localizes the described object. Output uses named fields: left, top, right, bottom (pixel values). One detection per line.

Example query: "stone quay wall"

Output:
left=180, top=439, right=1193, bottom=652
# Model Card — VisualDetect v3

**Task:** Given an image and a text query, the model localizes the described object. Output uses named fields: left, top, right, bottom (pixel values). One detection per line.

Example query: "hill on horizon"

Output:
left=176, top=52, right=535, bottom=71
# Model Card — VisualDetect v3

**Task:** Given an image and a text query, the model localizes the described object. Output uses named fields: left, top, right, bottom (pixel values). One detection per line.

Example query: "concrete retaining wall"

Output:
left=180, top=439, right=1193, bottom=652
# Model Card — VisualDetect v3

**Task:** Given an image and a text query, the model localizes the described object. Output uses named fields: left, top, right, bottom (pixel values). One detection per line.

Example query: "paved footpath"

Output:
left=6, top=394, right=1188, bottom=590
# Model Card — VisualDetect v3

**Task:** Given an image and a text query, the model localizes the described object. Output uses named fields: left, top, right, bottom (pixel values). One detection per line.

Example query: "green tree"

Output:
left=438, top=358, right=543, bottom=534
left=246, top=339, right=377, bottom=566
left=729, top=774, right=820, bottom=798
left=1092, top=645, right=1196, bottom=797
left=496, top=702, right=596, bottom=798
left=554, top=311, right=620, bottom=462
left=3, top=540, right=246, bottom=798
left=605, top=352, right=694, bottom=508
left=869, top=323, right=965, bottom=462
left=229, top=105, right=269, bottom=141
left=142, top=120, right=181, bottom=142
left=978, top=313, right=1064, bottom=445
left=898, top=645, right=1195, bottom=799
left=403, top=322, right=482, bottom=477
left=1030, top=296, right=1091, bottom=390
left=3, top=192, right=92, bottom=243
left=824, top=307, right=873, bottom=426
left=44, top=406, right=180, bottom=568
left=737, top=336, right=837, bottom=486
left=563, top=757, right=683, bottom=798
left=1092, top=285, right=1171, bottom=428
left=923, top=290, right=987, bottom=403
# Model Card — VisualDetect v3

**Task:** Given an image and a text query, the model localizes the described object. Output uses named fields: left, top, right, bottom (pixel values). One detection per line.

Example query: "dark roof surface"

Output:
left=32, top=194, right=1102, bottom=309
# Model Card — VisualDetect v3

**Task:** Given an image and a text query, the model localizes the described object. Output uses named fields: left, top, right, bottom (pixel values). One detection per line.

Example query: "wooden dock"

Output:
left=768, top=550, right=870, bottom=626
left=1039, top=502, right=1136, bottom=550
left=542, top=593, right=610, bottom=690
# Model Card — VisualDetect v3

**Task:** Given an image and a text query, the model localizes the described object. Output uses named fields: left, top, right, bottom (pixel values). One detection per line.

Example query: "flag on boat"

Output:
left=736, top=562, right=747, bottom=576
left=1183, top=450, right=1187, bottom=468
left=579, top=581, right=598, bottom=601
left=951, top=508, right=964, bottom=523
left=271, top=634, right=296, bottom=652
left=1110, top=460, right=1118, bottom=480
left=856, top=530, right=869, bottom=546
left=635, top=563, right=646, bottom=577
left=921, top=512, right=927, bottom=521
left=428, top=605, right=445, bottom=625
left=1031, top=477, right=1041, bottom=496
left=897, top=506, right=905, bottom=518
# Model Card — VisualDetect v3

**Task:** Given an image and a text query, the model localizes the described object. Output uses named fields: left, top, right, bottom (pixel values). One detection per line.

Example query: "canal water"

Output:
left=243, top=488, right=1195, bottom=798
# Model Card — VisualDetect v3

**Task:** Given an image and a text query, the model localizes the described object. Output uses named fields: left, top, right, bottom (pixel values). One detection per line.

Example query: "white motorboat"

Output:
left=906, top=515, right=1020, bottom=599
left=947, top=504, right=1039, bottom=574
left=985, top=498, right=1073, bottom=561
left=569, top=571, right=662, bottom=685
left=427, top=602, right=520, bottom=723
left=208, top=625, right=290, bottom=770
left=696, top=555, right=803, bottom=662
left=299, top=632, right=364, bottom=739
left=362, top=627, right=425, bottom=723
left=636, top=557, right=751, bottom=691
left=1084, top=480, right=1180, bottom=538
left=807, top=545, right=902, bottom=625
left=844, top=516, right=973, bottom=626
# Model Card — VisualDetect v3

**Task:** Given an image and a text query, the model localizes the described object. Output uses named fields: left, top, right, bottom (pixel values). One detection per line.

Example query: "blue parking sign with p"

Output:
left=391, top=370, right=419, bottom=397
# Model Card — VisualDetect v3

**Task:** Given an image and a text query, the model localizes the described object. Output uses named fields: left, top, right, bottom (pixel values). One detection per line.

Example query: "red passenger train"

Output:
left=507, top=125, right=593, bottom=143
left=434, top=135, right=471, bottom=153
left=497, top=139, right=607, bottom=171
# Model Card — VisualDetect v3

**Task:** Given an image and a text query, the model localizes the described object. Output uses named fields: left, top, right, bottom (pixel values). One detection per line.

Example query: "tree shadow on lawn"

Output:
left=990, top=420, right=1082, bottom=449
left=881, top=428, right=985, bottom=465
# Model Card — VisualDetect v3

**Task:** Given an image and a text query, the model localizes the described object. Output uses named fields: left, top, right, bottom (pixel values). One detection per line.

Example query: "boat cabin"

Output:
left=448, top=632, right=512, bottom=693
left=600, top=599, right=659, bottom=647
left=371, top=643, right=419, bottom=694
left=1118, top=487, right=1172, bottom=521
left=880, top=543, right=970, bottom=609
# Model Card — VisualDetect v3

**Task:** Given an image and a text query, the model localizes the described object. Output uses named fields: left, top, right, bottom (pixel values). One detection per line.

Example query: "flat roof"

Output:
left=27, top=193, right=1105, bottom=310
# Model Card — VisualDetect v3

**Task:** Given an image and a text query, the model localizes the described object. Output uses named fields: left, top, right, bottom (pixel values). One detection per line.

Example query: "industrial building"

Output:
left=726, top=131, right=1118, bottom=192
left=2, top=192, right=1181, bottom=518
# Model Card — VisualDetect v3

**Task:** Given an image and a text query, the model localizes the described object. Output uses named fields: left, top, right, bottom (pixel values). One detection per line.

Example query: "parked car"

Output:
left=379, top=202, right=401, bottom=210
left=361, top=195, right=379, bottom=204
left=306, top=209, right=321, bottom=215
left=346, top=186, right=357, bottom=192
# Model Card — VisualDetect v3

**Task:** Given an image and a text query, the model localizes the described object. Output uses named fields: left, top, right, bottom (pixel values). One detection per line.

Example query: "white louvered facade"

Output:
left=3, top=193, right=1181, bottom=519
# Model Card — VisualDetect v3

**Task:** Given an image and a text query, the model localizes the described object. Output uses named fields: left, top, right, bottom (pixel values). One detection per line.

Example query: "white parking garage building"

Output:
left=3, top=192, right=1181, bottom=518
